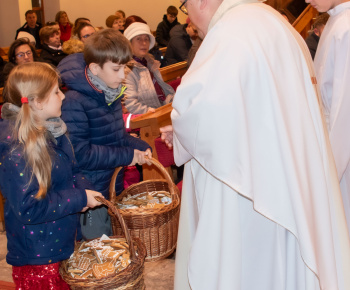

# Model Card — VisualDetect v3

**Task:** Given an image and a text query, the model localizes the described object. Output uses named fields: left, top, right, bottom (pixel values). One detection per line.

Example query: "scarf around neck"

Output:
left=87, top=68, right=124, bottom=104
left=1, top=103, right=67, bottom=139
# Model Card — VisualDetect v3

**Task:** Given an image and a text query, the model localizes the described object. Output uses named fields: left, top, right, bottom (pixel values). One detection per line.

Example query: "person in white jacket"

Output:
left=309, top=0, right=350, bottom=235
left=161, top=0, right=350, bottom=289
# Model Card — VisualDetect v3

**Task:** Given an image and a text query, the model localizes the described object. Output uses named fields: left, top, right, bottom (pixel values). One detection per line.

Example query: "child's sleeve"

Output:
left=0, top=150, right=87, bottom=225
left=62, top=96, right=136, bottom=170
left=123, top=130, right=152, bottom=152
left=63, top=135, right=95, bottom=191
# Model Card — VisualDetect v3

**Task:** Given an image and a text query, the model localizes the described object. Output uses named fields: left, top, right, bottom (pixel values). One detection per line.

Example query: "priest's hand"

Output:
left=160, top=125, right=173, bottom=149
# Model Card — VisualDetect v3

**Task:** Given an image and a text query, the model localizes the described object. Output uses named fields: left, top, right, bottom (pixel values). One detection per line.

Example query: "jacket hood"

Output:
left=58, top=53, right=101, bottom=98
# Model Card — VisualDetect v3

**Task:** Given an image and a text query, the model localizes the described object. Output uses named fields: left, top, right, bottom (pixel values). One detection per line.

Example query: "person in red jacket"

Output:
left=55, top=11, right=73, bottom=42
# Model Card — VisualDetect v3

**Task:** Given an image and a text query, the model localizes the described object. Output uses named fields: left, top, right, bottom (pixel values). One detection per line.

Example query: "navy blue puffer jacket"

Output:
left=58, top=53, right=151, bottom=198
left=0, top=119, right=89, bottom=266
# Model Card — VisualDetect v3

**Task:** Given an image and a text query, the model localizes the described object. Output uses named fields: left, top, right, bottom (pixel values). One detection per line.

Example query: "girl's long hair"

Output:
left=5, top=62, right=59, bottom=199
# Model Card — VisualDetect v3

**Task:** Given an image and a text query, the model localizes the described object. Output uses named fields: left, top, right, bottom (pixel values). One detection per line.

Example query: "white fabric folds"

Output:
left=314, top=2, right=350, bottom=235
left=172, top=2, right=350, bottom=290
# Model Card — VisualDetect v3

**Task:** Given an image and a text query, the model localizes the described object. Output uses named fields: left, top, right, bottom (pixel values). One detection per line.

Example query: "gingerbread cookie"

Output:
left=92, top=261, right=115, bottom=279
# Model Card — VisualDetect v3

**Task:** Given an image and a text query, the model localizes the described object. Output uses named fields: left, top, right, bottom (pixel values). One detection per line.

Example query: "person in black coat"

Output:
left=156, top=6, right=180, bottom=47
left=15, top=10, right=42, bottom=49
left=165, top=22, right=199, bottom=65
left=39, top=25, right=67, bottom=67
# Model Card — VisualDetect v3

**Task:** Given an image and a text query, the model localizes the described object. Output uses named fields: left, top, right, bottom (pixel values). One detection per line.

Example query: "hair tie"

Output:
left=21, top=97, right=29, bottom=104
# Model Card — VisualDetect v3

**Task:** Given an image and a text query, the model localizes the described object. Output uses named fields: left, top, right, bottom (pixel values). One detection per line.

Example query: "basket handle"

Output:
left=94, top=196, right=136, bottom=260
left=109, top=167, right=123, bottom=203
left=109, top=158, right=176, bottom=201
left=146, top=157, right=176, bottom=197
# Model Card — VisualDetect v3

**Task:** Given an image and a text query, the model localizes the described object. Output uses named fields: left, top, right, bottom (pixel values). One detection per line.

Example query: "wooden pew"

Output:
left=159, top=47, right=167, bottom=57
left=159, top=61, right=187, bottom=83
left=0, top=87, right=3, bottom=104
left=292, top=4, right=318, bottom=39
left=0, top=47, right=9, bottom=62
left=130, top=103, right=173, bottom=181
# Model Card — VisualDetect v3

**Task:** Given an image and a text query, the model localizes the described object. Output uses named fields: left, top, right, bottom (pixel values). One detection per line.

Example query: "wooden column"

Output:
left=130, top=103, right=173, bottom=181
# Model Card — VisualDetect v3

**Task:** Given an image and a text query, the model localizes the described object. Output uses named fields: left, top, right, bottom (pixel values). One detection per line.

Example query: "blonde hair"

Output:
left=5, top=62, right=59, bottom=199
left=62, top=38, right=84, bottom=54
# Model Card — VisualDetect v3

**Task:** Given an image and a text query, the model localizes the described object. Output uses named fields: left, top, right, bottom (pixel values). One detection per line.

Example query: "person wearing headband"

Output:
left=123, top=18, right=174, bottom=114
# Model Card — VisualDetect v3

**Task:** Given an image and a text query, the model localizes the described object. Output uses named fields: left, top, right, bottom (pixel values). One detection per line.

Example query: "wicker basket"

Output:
left=110, top=158, right=180, bottom=262
left=60, top=197, right=147, bottom=290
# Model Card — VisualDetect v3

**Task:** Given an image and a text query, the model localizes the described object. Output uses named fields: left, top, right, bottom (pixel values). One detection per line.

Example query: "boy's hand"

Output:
left=82, top=190, right=104, bottom=212
left=147, top=107, right=156, bottom=113
left=160, top=125, right=173, bottom=149
left=130, top=149, right=153, bottom=166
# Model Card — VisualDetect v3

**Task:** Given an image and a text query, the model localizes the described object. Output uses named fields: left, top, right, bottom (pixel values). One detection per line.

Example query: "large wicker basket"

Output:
left=110, top=158, right=180, bottom=262
left=60, top=197, right=147, bottom=290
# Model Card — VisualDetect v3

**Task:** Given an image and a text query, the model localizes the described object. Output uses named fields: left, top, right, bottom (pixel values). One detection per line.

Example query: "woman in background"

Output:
left=55, top=11, right=73, bottom=42
left=2, top=38, right=38, bottom=86
left=123, top=16, right=174, bottom=114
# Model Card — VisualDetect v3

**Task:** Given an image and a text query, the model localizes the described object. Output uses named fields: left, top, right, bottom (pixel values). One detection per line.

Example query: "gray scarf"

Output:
left=1, top=102, right=67, bottom=139
left=86, top=68, right=123, bottom=104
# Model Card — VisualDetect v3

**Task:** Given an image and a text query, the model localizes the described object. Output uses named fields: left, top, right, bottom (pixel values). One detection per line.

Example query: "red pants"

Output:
left=12, top=262, right=69, bottom=290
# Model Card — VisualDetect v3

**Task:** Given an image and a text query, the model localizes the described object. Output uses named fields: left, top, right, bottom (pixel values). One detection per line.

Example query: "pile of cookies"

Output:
left=66, top=235, right=131, bottom=279
left=117, top=190, right=172, bottom=210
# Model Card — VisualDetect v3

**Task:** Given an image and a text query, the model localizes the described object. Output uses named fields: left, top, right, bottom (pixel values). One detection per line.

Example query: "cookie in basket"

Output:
left=80, top=268, right=93, bottom=279
left=92, top=261, right=115, bottom=279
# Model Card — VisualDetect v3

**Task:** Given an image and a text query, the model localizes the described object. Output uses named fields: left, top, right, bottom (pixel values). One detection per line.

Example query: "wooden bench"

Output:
left=159, top=61, right=187, bottom=83
left=0, top=87, right=3, bottom=103
left=0, top=281, right=15, bottom=289
left=293, top=4, right=318, bottom=39
left=0, top=47, right=9, bottom=62
left=159, top=47, right=167, bottom=57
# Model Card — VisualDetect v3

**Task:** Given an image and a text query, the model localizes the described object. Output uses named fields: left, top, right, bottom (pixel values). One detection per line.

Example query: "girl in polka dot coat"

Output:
left=0, top=62, right=103, bottom=289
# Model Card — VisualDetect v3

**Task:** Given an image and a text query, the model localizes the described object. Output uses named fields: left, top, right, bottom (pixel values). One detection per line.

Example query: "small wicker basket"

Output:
left=110, top=158, right=180, bottom=262
left=60, top=197, right=147, bottom=290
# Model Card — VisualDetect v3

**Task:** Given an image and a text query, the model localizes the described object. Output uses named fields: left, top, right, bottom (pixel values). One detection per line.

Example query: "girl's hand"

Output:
left=130, top=149, right=153, bottom=166
left=82, top=190, right=104, bottom=212
left=147, top=107, right=156, bottom=113
left=160, top=125, right=173, bottom=149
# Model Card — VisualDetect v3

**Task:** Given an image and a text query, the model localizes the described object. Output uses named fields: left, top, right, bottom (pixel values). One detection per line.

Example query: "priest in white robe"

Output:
left=160, top=0, right=350, bottom=289
left=311, top=0, right=350, bottom=235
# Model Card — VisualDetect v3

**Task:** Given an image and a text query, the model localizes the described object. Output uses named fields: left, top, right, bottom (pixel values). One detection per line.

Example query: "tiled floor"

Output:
left=0, top=228, right=175, bottom=289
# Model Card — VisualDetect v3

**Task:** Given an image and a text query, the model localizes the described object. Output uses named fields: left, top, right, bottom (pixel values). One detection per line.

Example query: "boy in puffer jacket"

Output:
left=58, top=29, right=152, bottom=240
